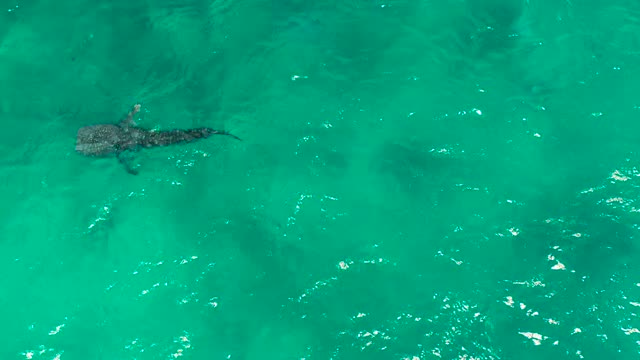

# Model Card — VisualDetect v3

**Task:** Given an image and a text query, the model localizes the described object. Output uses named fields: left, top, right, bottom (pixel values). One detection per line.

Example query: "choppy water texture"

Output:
left=2, top=0, right=640, bottom=359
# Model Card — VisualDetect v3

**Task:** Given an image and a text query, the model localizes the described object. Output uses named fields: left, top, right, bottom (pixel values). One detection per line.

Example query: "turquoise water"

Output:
left=2, top=0, right=640, bottom=358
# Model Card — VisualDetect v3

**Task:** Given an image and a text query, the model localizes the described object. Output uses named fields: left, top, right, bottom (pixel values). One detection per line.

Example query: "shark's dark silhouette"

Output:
left=75, top=104, right=240, bottom=175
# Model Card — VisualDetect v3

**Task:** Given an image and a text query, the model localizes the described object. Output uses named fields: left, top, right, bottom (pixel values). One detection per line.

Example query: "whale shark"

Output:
left=75, top=104, right=240, bottom=174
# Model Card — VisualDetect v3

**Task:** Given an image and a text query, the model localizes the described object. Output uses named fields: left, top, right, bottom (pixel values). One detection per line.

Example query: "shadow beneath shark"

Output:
left=75, top=104, right=241, bottom=174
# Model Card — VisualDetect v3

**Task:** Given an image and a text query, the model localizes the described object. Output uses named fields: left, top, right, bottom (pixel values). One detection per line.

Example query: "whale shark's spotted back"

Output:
left=76, top=124, right=128, bottom=156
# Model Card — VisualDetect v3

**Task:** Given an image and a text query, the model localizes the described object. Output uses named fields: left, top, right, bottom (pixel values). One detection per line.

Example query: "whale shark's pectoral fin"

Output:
left=116, top=150, right=139, bottom=175
left=119, top=104, right=141, bottom=127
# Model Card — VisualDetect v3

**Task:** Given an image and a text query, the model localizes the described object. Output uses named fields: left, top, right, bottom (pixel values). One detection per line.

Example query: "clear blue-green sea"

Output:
left=2, top=0, right=640, bottom=359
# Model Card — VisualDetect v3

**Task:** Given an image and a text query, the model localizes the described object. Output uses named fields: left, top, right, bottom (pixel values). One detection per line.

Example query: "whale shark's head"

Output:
left=75, top=124, right=128, bottom=156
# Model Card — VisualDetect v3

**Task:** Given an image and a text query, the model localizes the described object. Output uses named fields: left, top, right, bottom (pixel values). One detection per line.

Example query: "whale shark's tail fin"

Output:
left=203, top=128, right=242, bottom=141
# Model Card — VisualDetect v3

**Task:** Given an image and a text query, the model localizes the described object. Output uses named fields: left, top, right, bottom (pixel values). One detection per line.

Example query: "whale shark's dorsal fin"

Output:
left=118, top=103, right=141, bottom=127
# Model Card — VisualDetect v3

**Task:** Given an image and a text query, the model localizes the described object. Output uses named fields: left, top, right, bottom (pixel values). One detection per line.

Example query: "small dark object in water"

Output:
left=75, top=104, right=241, bottom=175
